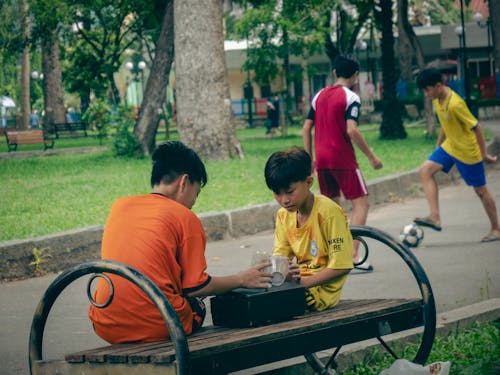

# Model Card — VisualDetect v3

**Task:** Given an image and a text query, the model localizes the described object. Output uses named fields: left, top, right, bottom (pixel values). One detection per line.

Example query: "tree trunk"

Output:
left=42, top=33, right=66, bottom=125
left=397, top=0, right=435, bottom=137
left=397, top=0, right=413, bottom=80
left=379, top=0, right=406, bottom=139
left=174, top=0, right=242, bottom=160
left=134, top=0, right=174, bottom=156
left=489, top=0, right=500, bottom=74
left=19, top=0, right=30, bottom=130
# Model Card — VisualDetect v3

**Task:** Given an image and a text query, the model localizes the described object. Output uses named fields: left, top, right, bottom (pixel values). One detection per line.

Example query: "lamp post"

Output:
left=125, top=60, right=146, bottom=106
left=455, top=0, right=471, bottom=108
left=473, top=12, right=493, bottom=76
left=357, top=40, right=369, bottom=80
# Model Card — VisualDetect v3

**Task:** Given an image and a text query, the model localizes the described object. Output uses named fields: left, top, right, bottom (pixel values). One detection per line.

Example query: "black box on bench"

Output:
left=210, top=282, right=306, bottom=328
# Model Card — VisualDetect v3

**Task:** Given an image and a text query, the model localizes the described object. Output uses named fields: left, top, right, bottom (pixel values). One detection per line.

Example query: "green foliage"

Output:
left=343, top=320, right=500, bottom=374
left=82, top=98, right=111, bottom=136
left=0, top=123, right=436, bottom=241
left=112, top=106, right=142, bottom=158
left=30, top=246, right=52, bottom=275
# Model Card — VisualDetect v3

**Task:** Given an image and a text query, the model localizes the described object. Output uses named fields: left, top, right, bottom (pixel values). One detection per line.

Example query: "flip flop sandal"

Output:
left=481, top=232, right=500, bottom=242
left=414, top=217, right=442, bottom=232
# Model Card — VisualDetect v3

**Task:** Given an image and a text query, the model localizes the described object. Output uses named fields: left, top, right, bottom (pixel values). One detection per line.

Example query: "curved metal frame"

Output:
left=28, top=259, right=189, bottom=374
left=305, top=225, right=436, bottom=373
left=352, top=235, right=369, bottom=266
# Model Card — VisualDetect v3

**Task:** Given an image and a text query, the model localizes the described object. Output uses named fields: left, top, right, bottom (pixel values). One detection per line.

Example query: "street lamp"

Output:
left=125, top=60, right=146, bottom=106
left=473, top=12, right=493, bottom=77
left=454, top=25, right=470, bottom=105
left=455, top=0, right=472, bottom=109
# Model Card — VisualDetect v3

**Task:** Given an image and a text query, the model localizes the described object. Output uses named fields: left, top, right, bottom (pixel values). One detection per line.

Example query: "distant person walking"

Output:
left=414, top=68, right=500, bottom=242
left=303, top=54, right=383, bottom=271
left=266, top=94, right=280, bottom=137
left=30, top=109, right=40, bottom=128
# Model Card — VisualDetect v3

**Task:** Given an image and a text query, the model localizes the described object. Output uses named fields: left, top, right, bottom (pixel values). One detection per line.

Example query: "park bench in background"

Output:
left=44, top=121, right=88, bottom=139
left=29, top=226, right=436, bottom=375
left=5, top=129, right=54, bottom=151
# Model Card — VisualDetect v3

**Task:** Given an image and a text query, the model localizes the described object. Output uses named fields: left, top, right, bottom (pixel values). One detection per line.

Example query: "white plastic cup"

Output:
left=251, top=250, right=270, bottom=267
left=270, top=255, right=289, bottom=286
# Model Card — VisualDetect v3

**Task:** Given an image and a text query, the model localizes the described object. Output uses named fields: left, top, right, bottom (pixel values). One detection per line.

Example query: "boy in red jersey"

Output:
left=89, top=141, right=272, bottom=344
left=303, top=54, right=383, bottom=271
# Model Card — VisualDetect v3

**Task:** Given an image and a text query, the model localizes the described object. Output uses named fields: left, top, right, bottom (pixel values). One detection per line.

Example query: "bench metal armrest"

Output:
left=28, top=259, right=189, bottom=374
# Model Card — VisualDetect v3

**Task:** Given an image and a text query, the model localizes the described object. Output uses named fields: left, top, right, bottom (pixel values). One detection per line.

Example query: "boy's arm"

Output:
left=187, top=264, right=272, bottom=297
left=436, top=127, right=446, bottom=147
left=346, top=119, right=383, bottom=169
left=303, top=118, right=314, bottom=159
left=298, top=267, right=351, bottom=288
left=473, top=123, right=497, bottom=163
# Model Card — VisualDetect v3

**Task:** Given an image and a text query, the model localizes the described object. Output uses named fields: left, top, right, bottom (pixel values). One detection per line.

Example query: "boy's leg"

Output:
left=418, top=160, right=443, bottom=227
left=473, top=185, right=500, bottom=240
left=350, top=195, right=369, bottom=261
left=415, top=146, right=458, bottom=230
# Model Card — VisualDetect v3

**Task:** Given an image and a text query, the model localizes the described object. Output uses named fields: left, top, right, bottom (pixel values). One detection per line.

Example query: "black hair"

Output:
left=151, top=141, right=207, bottom=188
left=264, top=147, right=311, bottom=194
left=416, top=68, right=443, bottom=89
left=334, top=54, right=359, bottom=79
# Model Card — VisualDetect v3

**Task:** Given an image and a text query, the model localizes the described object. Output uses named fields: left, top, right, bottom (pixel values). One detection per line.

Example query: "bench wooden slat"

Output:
left=65, top=298, right=423, bottom=371
left=5, top=129, right=54, bottom=151
left=45, top=121, right=87, bottom=138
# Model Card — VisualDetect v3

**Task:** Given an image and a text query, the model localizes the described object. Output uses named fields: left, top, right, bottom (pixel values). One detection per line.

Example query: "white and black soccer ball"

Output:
left=400, top=223, right=424, bottom=248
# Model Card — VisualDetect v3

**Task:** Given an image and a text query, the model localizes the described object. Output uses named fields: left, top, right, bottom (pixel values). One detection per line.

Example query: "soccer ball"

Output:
left=400, top=223, right=424, bottom=248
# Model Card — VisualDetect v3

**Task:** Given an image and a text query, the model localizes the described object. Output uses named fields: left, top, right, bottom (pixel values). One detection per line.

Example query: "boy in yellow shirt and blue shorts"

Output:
left=414, top=68, right=500, bottom=242
left=264, top=147, right=354, bottom=311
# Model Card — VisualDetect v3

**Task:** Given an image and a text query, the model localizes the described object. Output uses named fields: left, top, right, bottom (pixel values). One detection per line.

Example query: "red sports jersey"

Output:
left=311, top=85, right=360, bottom=169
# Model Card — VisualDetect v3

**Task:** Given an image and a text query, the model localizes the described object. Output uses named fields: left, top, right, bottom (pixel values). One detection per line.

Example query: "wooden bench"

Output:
left=44, top=121, right=88, bottom=139
left=29, top=226, right=436, bottom=375
left=5, top=129, right=54, bottom=151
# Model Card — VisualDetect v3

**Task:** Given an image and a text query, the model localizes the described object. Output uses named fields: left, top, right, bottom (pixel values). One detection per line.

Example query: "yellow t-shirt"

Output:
left=433, top=89, right=480, bottom=164
left=273, top=194, right=353, bottom=311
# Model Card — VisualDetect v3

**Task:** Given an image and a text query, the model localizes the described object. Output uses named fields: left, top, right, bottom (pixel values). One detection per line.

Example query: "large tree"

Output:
left=489, top=0, right=499, bottom=73
left=133, top=0, right=174, bottom=155
left=398, top=0, right=436, bottom=137
left=377, top=0, right=406, bottom=139
left=174, top=0, right=241, bottom=160
left=30, top=0, right=67, bottom=125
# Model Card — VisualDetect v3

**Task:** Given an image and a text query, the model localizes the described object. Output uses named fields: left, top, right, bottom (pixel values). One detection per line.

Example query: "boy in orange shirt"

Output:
left=89, top=141, right=272, bottom=343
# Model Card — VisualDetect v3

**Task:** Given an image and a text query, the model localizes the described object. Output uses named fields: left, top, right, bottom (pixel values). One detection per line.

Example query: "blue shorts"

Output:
left=429, top=146, right=486, bottom=187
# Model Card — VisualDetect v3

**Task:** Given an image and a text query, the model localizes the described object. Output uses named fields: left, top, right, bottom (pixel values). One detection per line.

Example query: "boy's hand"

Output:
left=238, top=264, right=273, bottom=289
left=286, top=261, right=301, bottom=283
left=484, top=154, right=498, bottom=163
left=370, top=155, right=383, bottom=170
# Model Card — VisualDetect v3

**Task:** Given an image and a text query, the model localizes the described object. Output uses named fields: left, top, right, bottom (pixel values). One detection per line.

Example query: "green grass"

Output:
left=1, top=122, right=438, bottom=241
left=343, top=319, right=500, bottom=374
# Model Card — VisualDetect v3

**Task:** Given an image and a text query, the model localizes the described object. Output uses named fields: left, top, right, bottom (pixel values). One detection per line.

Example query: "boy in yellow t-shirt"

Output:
left=414, top=68, right=500, bottom=242
left=264, top=147, right=354, bottom=311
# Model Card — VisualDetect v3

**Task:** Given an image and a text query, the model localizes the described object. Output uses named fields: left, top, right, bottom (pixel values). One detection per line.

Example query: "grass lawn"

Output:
left=344, top=319, right=500, bottom=374
left=0, top=122, right=438, bottom=241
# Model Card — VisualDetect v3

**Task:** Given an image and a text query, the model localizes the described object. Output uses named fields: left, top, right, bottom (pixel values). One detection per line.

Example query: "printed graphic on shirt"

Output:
left=327, top=236, right=345, bottom=253
left=310, top=239, right=319, bottom=257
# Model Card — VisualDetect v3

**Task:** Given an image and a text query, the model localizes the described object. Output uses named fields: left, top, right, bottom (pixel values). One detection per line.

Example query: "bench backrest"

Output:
left=6, top=129, right=45, bottom=144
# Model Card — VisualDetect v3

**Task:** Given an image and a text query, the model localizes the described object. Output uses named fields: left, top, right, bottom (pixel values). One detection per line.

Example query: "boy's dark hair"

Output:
left=334, top=54, right=359, bottom=79
left=151, top=141, right=207, bottom=188
left=264, top=147, right=311, bottom=194
left=416, top=68, right=443, bottom=89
